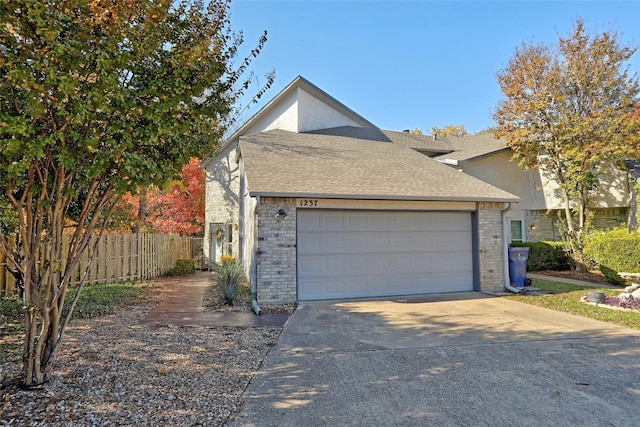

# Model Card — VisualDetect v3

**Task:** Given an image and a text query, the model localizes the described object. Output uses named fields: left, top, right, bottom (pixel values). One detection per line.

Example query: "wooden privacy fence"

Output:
left=0, top=233, right=193, bottom=296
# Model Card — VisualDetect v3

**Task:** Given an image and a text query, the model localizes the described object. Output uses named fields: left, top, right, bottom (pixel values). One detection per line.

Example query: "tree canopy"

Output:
left=493, top=18, right=640, bottom=266
left=431, top=125, right=468, bottom=137
left=0, top=0, right=272, bottom=385
left=410, top=125, right=468, bottom=137
left=112, top=158, right=206, bottom=235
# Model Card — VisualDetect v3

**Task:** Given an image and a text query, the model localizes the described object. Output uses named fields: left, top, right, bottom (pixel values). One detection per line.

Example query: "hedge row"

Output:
left=583, top=228, right=640, bottom=274
left=509, top=241, right=571, bottom=271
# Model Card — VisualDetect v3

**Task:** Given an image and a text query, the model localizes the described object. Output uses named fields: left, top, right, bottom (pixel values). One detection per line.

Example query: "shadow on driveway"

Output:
left=229, top=292, right=640, bottom=426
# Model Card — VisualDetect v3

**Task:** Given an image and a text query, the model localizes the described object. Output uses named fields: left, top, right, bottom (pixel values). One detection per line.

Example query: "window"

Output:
left=510, top=220, right=523, bottom=242
left=226, top=223, right=233, bottom=255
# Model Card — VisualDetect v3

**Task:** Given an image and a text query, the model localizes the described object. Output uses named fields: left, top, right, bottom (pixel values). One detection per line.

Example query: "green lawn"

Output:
left=505, top=278, right=640, bottom=330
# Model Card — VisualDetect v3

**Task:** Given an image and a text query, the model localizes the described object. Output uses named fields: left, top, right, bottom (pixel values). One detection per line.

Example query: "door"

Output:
left=209, top=222, right=224, bottom=268
left=297, top=210, right=473, bottom=300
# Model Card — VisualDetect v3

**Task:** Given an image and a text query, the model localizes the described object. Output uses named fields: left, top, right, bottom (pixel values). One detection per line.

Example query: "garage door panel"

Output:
left=297, top=210, right=474, bottom=300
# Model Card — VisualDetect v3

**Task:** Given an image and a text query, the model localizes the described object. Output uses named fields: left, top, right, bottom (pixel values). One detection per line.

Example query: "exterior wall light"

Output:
left=530, top=225, right=536, bottom=231
left=274, top=209, right=288, bottom=220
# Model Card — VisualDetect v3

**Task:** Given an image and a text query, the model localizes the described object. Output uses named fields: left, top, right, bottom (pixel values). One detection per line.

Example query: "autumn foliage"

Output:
left=1, top=0, right=268, bottom=385
left=148, top=158, right=205, bottom=234
left=494, top=18, right=640, bottom=268
left=112, top=158, right=205, bottom=235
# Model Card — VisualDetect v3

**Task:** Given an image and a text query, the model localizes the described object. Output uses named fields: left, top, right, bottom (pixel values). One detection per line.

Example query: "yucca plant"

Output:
left=212, top=261, right=247, bottom=305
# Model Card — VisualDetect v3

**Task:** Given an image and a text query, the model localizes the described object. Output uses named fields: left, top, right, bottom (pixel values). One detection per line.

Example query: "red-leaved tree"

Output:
left=147, top=158, right=205, bottom=235
left=111, top=158, right=205, bottom=235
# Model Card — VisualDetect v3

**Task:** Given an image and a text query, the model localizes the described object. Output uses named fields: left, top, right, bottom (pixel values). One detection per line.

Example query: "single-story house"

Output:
left=202, top=76, right=520, bottom=303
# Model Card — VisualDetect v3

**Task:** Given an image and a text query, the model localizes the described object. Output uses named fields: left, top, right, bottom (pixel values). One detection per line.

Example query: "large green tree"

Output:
left=0, top=0, right=271, bottom=385
left=493, top=18, right=640, bottom=268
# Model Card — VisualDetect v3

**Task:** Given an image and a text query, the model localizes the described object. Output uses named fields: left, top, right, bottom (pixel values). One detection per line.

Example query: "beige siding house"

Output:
left=434, top=134, right=638, bottom=242
left=203, top=76, right=520, bottom=304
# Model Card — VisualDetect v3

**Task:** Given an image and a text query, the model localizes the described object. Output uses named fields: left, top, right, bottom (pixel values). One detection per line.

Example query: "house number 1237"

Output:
left=299, top=199, right=318, bottom=207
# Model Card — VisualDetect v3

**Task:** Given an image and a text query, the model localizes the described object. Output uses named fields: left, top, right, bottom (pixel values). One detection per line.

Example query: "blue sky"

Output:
left=229, top=1, right=640, bottom=134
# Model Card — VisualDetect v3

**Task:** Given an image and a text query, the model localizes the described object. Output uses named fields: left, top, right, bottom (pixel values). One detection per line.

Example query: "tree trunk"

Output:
left=132, top=187, right=147, bottom=233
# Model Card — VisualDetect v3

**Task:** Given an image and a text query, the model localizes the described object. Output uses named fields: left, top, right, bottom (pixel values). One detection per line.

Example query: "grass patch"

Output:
left=505, top=278, right=640, bottom=330
left=64, top=282, right=146, bottom=318
left=0, top=296, right=25, bottom=363
left=1, top=283, right=145, bottom=364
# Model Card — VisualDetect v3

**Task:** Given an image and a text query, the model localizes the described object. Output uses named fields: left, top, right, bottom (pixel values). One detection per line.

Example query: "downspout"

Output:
left=251, top=195, right=261, bottom=315
left=502, top=202, right=521, bottom=294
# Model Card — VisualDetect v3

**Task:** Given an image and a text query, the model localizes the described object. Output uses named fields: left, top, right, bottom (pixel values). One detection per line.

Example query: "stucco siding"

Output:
left=538, top=162, right=630, bottom=209
left=462, top=151, right=635, bottom=242
left=297, top=89, right=364, bottom=132
left=461, top=153, right=528, bottom=241
left=243, top=91, right=299, bottom=135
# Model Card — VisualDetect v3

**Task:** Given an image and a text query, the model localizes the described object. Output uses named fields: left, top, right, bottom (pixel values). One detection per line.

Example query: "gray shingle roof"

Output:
left=434, top=133, right=509, bottom=162
left=239, top=129, right=519, bottom=202
left=624, top=160, right=640, bottom=180
left=305, top=126, right=454, bottom=153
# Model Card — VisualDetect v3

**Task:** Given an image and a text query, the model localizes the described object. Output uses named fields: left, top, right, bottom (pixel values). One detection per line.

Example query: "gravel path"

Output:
left=1, top=278, right=284, bottom=426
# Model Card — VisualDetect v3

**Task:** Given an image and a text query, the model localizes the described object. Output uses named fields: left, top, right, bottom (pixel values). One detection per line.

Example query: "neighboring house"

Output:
left=203, top=76, right=520, bottom=304
left=435, top=135, right=638, bottom=242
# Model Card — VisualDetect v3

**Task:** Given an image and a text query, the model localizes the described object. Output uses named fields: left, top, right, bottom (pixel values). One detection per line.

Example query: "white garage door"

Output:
left=297, top=210, right=474, bottom=300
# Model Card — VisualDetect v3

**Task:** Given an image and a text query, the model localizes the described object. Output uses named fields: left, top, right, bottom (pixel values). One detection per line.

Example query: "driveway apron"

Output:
left=229, top=292, right=640, bottom=426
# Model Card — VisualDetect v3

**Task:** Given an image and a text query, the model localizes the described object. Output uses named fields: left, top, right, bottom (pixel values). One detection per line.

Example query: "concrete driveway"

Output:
left=229, top=292, right=640, bottom=426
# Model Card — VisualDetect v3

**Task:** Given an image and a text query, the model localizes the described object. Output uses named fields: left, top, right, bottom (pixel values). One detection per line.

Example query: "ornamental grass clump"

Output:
left=212, top=258, right=247, bottom=305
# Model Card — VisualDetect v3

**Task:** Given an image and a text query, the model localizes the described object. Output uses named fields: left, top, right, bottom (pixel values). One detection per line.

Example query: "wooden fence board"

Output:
left=0, top=233, right=195, bottom=295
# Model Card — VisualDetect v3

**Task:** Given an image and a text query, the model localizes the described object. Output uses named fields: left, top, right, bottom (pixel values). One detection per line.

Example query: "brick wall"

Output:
left=252, top=199, right=511, bottom=303
left=203, top=145, right=240, bottom=265
left=526, top=210, right=560, bottom=242
left=527, top=208, right=629, bottom=242
left=477, top=202, right=508, bottom=293
left=592, top=208, right=628, bottom=230
left=255, top=198, right=297, bottom=304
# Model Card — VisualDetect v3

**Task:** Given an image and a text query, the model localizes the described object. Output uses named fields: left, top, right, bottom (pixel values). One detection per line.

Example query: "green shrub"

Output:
left=598, top=264, right=627, bottom=286
left=510, top=241, right=570, bottom=271
left=0, top=295, right=24, bottom=317
left=212, top=261, right=247, bottom=305
left=63, top=282, right=145, bottom=319
left=583, top=228, right=640, bottom=273
left=164, top=259, right=196, bottom=276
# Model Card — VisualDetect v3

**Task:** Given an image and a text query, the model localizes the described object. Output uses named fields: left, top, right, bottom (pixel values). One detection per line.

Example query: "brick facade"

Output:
left=252, top=198, right=510, bottom=303
left=255, top=198, right=298, bottom=304
left=527, top=208, right=629, bottom=242
left=477, top=202, right=508, bottom=293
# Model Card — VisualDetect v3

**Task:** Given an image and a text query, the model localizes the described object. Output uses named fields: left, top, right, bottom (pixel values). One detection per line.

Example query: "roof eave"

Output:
left=247, top=191, right=520, bottom=203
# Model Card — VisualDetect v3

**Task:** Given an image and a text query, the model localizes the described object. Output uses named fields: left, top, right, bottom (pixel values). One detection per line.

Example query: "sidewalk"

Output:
left=528, top=272, right=618, bottom=288
left=143, top=271, right=290, bottom=327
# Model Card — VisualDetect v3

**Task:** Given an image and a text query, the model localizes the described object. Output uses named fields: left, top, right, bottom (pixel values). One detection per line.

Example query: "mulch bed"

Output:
left=0, top=276, right=287, bottom=426
left=202, top=284, right=296, bottom=314
left=534, top=269, right=612, bottom=285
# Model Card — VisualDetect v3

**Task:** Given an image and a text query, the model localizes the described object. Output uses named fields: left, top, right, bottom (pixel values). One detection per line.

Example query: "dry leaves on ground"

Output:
left=1, top=278, right=283, bottom=426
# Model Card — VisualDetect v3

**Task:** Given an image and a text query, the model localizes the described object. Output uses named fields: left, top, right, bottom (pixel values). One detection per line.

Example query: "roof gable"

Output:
left=203, top=76, right=377, bottom=168
left=433, top=133, right=509, bottom=164
left=228, top=76, right=376, bottom=140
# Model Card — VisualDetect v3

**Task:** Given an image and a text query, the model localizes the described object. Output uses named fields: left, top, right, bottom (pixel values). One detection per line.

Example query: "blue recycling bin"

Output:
left=508, top=247, right=529, bottom=288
